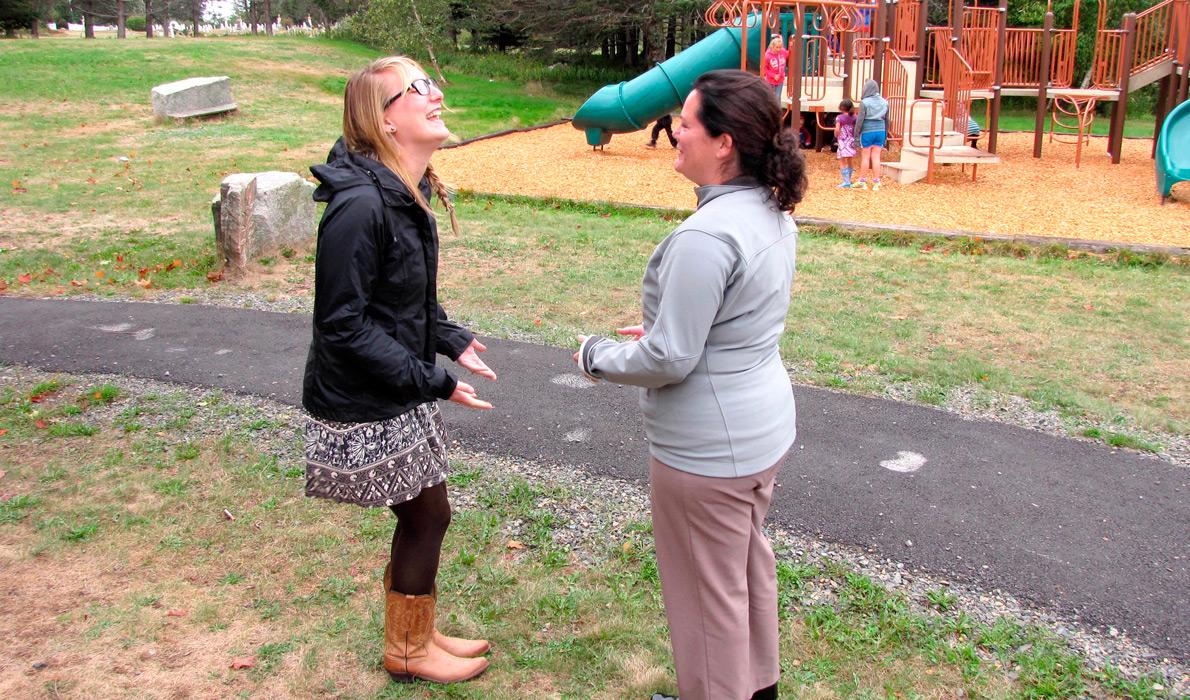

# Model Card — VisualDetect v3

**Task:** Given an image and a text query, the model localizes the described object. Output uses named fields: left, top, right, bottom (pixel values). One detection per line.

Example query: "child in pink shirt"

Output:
left=763, top=36, right=789, bottom=104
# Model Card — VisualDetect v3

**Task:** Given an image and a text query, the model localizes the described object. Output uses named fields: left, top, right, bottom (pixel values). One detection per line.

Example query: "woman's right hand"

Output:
left=449, top=380, right=492, bottom=410
left=616, top=325, right=646, bottom=341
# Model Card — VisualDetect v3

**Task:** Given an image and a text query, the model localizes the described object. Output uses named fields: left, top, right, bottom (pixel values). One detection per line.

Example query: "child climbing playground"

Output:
left=834, top=98, right=856, bottom=188
left=853, top=78, right=888, bottom=191
left=762, top=35, right=789, bottom=104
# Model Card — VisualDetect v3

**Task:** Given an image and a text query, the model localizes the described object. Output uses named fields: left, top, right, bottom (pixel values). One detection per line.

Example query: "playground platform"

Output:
left=436, top=125, right=1190, bottom=250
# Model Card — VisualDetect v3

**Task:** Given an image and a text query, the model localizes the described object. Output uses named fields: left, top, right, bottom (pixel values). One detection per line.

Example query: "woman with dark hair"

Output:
left=304, top=56, right=495, bottom=685
left=576, top=69, right=806, bottom=700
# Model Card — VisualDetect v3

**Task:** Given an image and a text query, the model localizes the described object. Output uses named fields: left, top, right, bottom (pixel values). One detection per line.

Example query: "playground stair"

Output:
left=884, top=144, right=1000, bottom=185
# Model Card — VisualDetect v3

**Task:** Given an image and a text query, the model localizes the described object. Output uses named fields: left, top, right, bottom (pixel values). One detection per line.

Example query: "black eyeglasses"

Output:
left=383, top=78, right=439, bottom=109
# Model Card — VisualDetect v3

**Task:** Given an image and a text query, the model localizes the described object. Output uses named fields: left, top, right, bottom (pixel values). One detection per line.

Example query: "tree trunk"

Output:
left=145, top=0, right=153, bottom=37
left=117, top=0, right=126, bottom=38
left=192, top=0, right=201, bottom=36
left=31, top=19, right=40, bottom=37
left=665, top=14, right=676, bottom=58
left=409, top=0, right=446, bottom=83
left=83, top=0, right=95, bottom=38
left=263, top=0, right=272, bottom=35
left=161, top=1, right=171, bottom=37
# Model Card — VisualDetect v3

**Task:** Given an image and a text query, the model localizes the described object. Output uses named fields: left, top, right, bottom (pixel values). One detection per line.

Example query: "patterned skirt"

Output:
left=305, top=403, right=449, bottom=508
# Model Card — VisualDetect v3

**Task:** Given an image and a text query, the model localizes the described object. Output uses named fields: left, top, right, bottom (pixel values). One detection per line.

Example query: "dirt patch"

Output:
left=434, top=125, right=1190, bottom=249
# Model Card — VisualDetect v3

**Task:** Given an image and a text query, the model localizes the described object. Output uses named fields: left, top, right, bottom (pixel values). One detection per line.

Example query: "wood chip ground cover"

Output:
left=435, top=126, right=1190, bottom=249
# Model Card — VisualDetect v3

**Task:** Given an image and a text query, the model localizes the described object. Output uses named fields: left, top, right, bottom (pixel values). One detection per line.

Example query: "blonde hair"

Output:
left=768, top=35, right=784, bottom=51
left=341, top=56, right=460, bottom=235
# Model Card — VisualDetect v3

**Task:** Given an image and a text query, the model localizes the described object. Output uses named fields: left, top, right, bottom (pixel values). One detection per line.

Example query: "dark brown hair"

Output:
left=692, top=69, right=808, bottom=212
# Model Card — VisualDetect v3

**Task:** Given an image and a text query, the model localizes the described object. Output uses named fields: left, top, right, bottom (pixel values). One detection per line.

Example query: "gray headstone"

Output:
left=212, top=172, right=316, bottom=280
left=152, top=76, right=237, bottom=119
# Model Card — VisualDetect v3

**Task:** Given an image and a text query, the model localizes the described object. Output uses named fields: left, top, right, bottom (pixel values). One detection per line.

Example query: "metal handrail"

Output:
left=907, top=98, right=945, bottom=184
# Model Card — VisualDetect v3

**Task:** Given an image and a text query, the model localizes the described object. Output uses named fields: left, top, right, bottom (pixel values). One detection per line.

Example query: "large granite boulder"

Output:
left=152, top=76, right=237, bottom=119
left=211, top=172, right=316, bottom=280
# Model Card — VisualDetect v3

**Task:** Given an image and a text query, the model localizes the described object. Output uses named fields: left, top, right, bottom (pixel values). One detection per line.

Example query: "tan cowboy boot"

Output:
left=384, top=563, right=491, bottom=658
left=383, top=590, right=488, bottom=683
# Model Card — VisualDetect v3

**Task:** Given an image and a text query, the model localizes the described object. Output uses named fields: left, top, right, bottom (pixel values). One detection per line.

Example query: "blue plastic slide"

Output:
left=572, top=14, right=806, bottom=147
left=1156, top=98, right=1190, bottom=201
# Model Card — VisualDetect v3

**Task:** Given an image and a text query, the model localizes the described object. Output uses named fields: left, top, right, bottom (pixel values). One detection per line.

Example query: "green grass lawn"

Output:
left=987, top=108, right=1154, bottom=139
left=0, top=370, right=1170, bottom=699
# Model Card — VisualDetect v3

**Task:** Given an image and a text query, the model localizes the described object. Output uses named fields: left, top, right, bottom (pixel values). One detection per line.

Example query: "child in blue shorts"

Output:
left=854, top=79, right=889, bottom=190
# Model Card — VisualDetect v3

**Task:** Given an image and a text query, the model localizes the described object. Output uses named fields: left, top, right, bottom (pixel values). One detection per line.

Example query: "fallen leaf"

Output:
left=70, top=280, right=84, bottom=286
left=1083, top=303, right=1094, bottom=311
left=166, top=609, right=187, bottom=618
left=206, top=269, right=224, bottom=283
left=165, top=259, right=182, bottom=271
left=0, top=280, right=7, bottom=292
left=134, top=278, right=152, bottom=289
left=95, top=270, right=105, bottom=278
left=506, top=540, right=524, bottom=550
left=0, top=430, right=7, bottom=439
left=0, top=467, right=6, bottom=476
left=17, top=273, right=32, bottom=284
left=116, top=254, right=124, bottom=262
left=230, top=657, right=256, bottom=670
left=86, top=177, right=97, bottom=185
left=138, top=267, right=149, bottom=279
left=34, top=419, right=48, bottom=429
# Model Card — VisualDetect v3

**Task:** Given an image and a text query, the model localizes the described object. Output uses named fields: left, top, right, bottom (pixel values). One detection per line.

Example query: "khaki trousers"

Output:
left=649, top=456, right=784, bottom=700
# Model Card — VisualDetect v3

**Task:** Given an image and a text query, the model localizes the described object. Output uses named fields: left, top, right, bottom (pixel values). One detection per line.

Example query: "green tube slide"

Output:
left=1156, top=98, right=1190, bottom=201
left=573, top=13, right=810, bottom=147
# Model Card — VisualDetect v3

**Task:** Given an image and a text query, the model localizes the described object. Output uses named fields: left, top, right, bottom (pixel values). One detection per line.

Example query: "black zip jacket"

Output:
left=302, top=138, right=473, bottom=422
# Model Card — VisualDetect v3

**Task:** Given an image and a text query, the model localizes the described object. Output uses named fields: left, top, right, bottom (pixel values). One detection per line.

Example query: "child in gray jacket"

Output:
left=854, top=78, right=889, bottom=190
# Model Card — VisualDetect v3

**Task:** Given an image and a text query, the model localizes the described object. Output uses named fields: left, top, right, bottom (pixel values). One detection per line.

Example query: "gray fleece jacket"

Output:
left=578, top=179, right=797, bottom=478
left=855, top=78, right=889, bottom=134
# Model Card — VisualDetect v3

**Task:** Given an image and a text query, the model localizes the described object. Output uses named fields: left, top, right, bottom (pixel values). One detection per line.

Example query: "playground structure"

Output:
left=572, top=0, right=1190, bottom=189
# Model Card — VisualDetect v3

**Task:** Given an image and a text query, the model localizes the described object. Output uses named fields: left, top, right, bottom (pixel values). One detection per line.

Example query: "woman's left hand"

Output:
left=458, top=339, right=497, bottom=381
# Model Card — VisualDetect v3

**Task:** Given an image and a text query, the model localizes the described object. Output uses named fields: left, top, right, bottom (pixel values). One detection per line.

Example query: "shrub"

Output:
left=126, top=15, right=146, bottom=31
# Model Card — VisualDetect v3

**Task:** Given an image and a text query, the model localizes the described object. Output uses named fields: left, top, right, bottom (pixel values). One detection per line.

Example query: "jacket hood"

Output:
left=310, top=137, right=429, bottom=207
left=861, top=79, right=881, bottom=99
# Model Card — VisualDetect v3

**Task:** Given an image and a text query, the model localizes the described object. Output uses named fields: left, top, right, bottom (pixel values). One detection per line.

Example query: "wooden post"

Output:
left=873, top=0, right=887, bottom=85
left=951, top=0, right=963, bottom=47
left=1153, top=73, right=1172, bottom=158
left=915, top=0, right=928, bottom=98
left=1033, top=12, right=1054, bottom=159
left=760, top=2, right=771, bottom=79
left=843, top=29, right=855, bottom=99
left=1177, top=0, right=1190, bottom=103
left=1108, top=13, right=1137, bottom=165
left=791, top=4, right=804, bottom=121
left=988, top=0, right=1008, bottom=153
left=740, top=3, right=750, bottom=71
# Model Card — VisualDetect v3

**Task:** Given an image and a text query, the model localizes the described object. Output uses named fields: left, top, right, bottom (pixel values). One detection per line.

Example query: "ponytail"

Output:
left=693, top=70, right=809, bottom=213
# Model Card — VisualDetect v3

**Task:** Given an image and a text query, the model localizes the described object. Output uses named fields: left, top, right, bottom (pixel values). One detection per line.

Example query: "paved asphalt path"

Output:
left=1, top=297, right=1186, bottom=659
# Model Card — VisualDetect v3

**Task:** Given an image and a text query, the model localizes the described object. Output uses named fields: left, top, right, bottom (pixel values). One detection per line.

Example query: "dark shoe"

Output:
left=668, top=139, right=678, bottom=148
left=650, top=695, right=677, bottom=700
left=645, top=141, right=657, bottom=148
left=751, top=683, right=778, bottom=699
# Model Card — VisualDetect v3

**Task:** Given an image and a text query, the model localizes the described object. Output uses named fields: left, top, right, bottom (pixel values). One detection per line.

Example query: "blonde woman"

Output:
left=303, top=56, right=495, bottom=684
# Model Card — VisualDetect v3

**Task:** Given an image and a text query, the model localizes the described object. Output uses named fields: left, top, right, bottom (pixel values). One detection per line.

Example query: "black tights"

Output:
left=387, top=482, right=452, bottom=595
